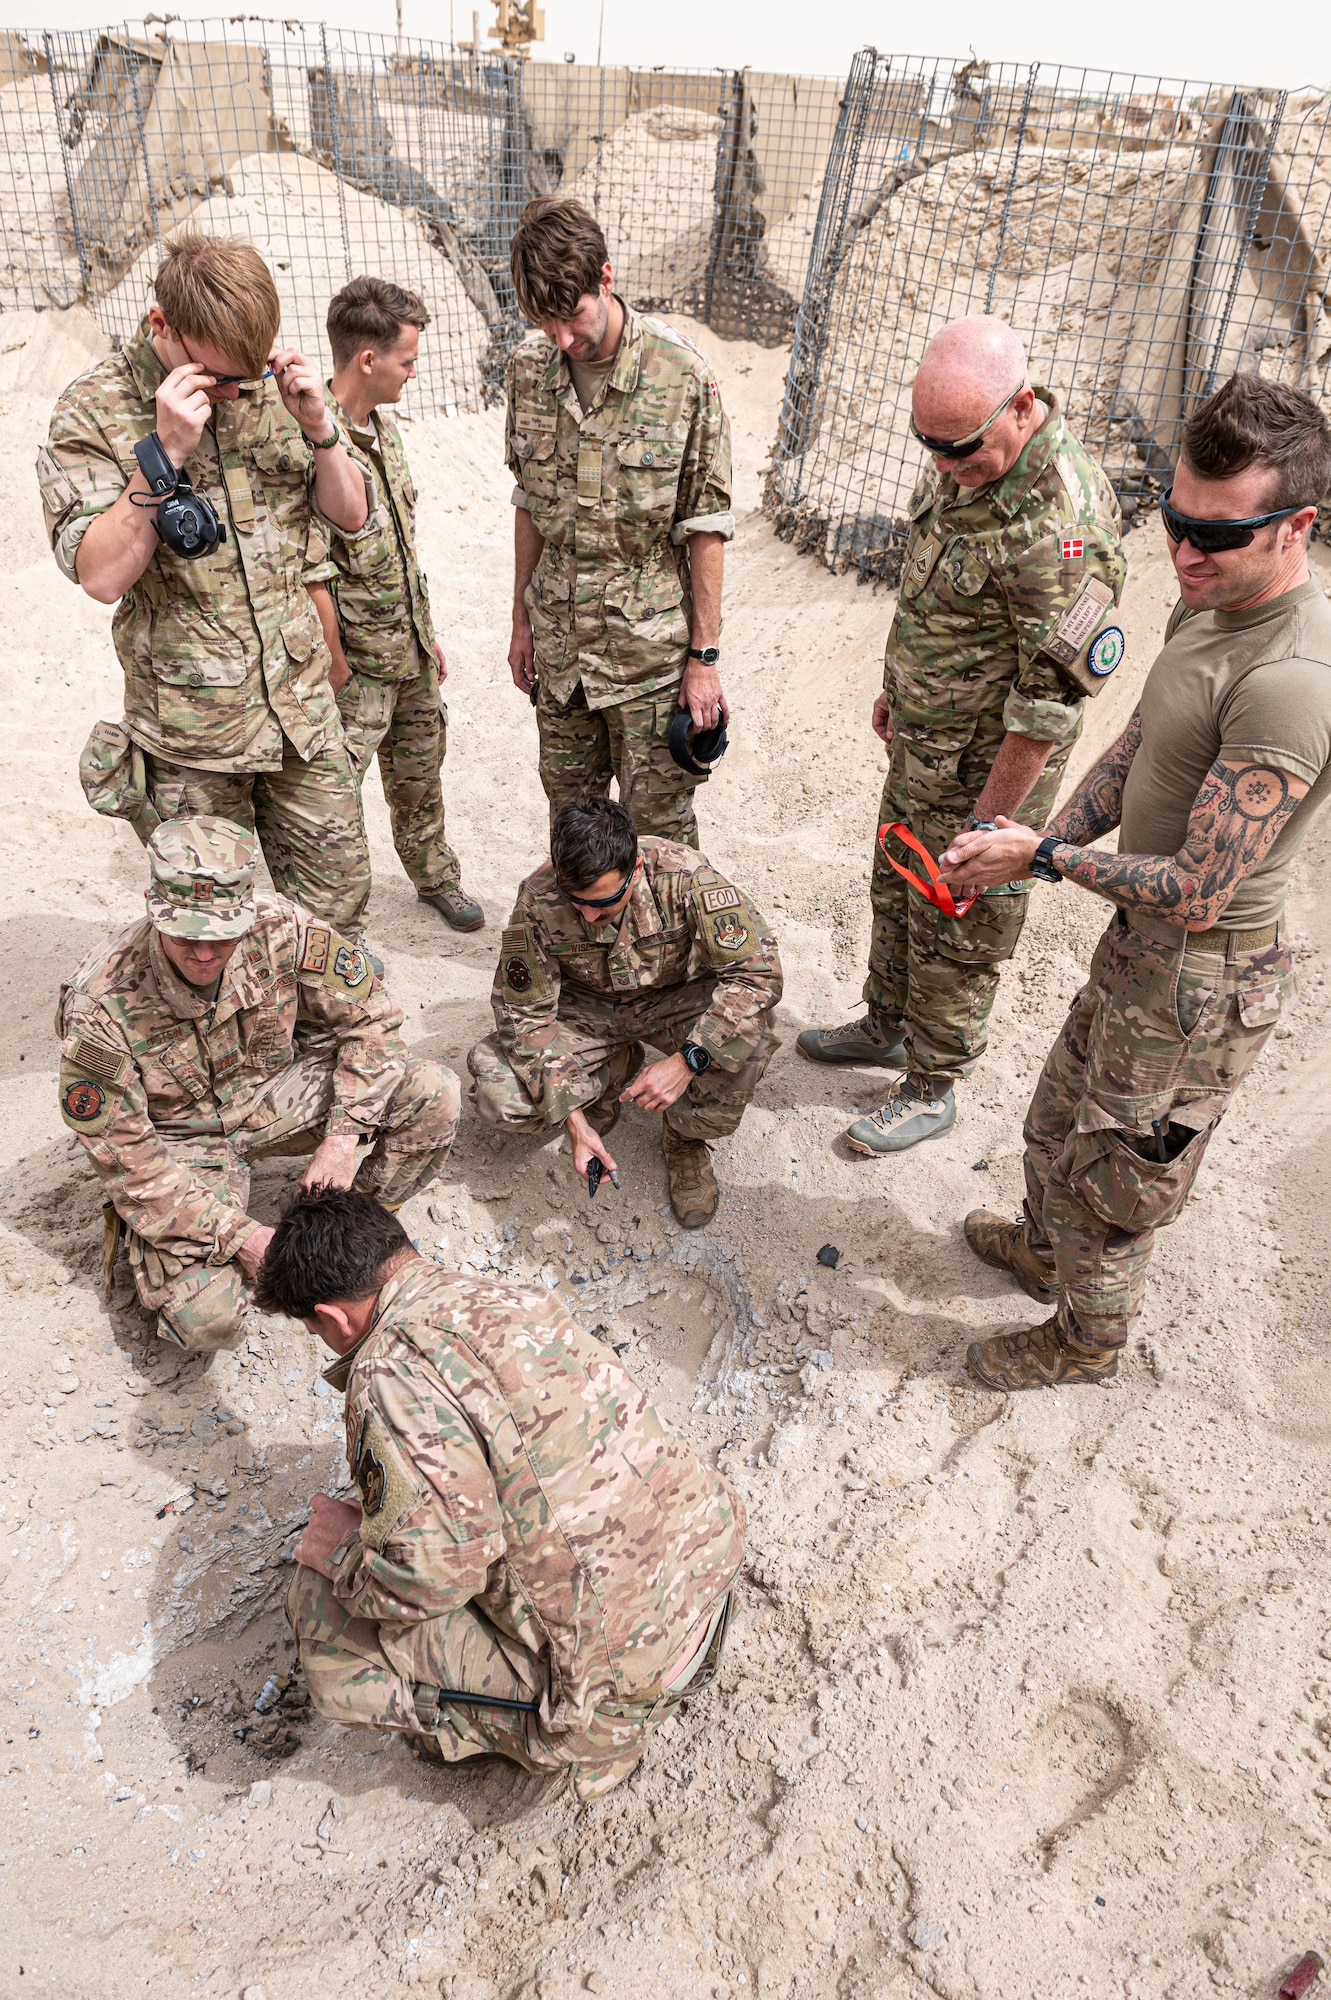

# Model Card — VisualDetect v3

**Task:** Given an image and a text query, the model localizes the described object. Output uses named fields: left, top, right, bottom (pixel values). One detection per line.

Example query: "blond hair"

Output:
left=153, top=228, right=280, bottom=380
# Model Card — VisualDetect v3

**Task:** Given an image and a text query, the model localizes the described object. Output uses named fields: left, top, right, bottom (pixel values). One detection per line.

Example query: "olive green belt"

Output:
left=1184, top=922, right=1279, bottom=955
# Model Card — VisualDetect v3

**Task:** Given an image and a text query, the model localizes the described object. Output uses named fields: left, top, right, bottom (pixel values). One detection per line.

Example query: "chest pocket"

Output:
left=613, top=432, right=684, bottom=524
left=515, top=423, right=559, bottom=505
left=934, top=537, right=990, bottom=607
left=152, top=1035, right=212, bottom=1103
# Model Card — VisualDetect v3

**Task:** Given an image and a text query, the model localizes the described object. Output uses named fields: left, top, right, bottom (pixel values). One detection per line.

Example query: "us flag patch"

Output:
left=1060, top=537, right=1085, bottom=560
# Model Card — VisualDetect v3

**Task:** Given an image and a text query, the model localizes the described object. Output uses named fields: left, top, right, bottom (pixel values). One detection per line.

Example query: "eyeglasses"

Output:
left=1159, top=487, right=1303, bottom=554
left=910, top=381, right=1026, bottom=459
left=559, top=863, right=638, bottom=910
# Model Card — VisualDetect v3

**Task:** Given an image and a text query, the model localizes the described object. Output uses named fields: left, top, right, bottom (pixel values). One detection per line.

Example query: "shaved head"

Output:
left=911, top=315, right=1040, bottom=487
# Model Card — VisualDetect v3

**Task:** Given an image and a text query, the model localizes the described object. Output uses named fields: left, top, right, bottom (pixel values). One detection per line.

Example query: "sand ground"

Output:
left=0, top=305, right=1328, bottom=2000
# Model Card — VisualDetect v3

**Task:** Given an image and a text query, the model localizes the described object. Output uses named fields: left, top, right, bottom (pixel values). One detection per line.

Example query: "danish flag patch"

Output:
left=1060, top=536, right=1085, bottom=560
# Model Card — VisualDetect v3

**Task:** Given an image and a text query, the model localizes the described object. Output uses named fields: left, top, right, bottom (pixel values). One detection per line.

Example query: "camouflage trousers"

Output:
left=1021, top=910, right=1293, bottom=1351
left=143, top=735, right=371, bottom=937
left=865, top=736, right=1069, bottom=1084
left=468, top=980, right=779, bottom=1141
left=336, top=646, right=461, bottom=898
left=286, top=1565, right=734, bottom=1802
left=130, top=1052, right=460, bottom=1351
left=536, top=677, right=704, bottom=845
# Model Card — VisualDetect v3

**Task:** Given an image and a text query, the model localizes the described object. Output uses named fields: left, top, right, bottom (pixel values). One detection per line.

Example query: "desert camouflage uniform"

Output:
left=871, top=391, right=1126, bottom=1081
left=56, top=897, right=460, bottom=1350
left=38, top=317, right=377, bottom=932
left=1019, top=910, right=1292, bottom=1350
left=322, top=385, right=462, bottom=898
left=468, top=836, right=781, bottom=1138
left=504, top=303, right=734, bottom=844
left=286, top=1258, right=744, bottom=1799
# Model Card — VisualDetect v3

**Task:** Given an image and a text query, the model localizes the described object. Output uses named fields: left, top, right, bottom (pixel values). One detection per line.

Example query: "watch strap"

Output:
left=306, top=422, right=341, bottom=451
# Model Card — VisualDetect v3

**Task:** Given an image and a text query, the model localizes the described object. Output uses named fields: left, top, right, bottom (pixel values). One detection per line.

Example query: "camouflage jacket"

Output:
left=321, top=384, right=438, bottom=682
left=885, top=391, right=1127, bottom=795
left=55, top=895, right=405, bottom=1261
left=492, top=837, right=782, bottom=1124
left=38, top=318, right=381, bottom=772
left=327, top=1258, right=745, bottom=1750
left=504, top=302, right=734, bottom=710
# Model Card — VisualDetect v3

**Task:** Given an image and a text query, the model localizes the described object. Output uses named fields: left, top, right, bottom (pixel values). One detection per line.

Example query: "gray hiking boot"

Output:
left=796, top=1016, right=909, bottom=1068
left=420, top=885, right=485, bottom=932
left=845, top=1078, right=955, bottom=1156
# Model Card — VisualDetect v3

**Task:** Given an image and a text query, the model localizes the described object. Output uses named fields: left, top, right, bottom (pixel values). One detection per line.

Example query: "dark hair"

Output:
left=326, top=274, right=430, bottom=369
left=254, top=1188, right=410, bottom=1321
left=509, top=196, right=609, bottom=323
left=550, top=797, right=638, bottom=891
left=1181, top=373, right=1331, bottom=513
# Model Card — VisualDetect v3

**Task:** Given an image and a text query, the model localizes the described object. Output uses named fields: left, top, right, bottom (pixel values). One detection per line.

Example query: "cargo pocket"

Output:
left=603, top=560, right=689, bottom=670
left=1064, top=1120, right=1214, bottom=1234
left=933, top=883, right=1030, bottom=966
left=526, top=564, right=573, bottom=671
left=1236, top=959, right=1292, bottom=1029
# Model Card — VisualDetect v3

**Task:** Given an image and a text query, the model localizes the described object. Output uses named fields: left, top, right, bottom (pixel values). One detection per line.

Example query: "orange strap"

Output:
left=877, top=821, right=978, bottom=919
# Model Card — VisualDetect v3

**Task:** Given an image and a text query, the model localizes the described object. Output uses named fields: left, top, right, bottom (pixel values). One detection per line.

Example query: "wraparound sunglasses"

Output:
left=1159, top=487, right=1303, bottom=554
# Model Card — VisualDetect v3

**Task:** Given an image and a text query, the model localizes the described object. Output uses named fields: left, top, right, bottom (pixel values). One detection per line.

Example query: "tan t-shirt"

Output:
left=1118, top=577, right=1331, bottom=927
left=568, top=348, right=618, bottom=416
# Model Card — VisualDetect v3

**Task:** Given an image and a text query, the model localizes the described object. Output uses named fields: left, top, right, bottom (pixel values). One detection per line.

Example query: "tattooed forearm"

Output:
left=1047, top=707, right=1142, bottom=846
left=1054, top=756, right=1307, bottom=924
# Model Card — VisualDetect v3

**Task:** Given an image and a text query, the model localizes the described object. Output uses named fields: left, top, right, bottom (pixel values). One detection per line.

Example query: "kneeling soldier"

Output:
left=57, top=816, right=460, bottom=1351
left=467, top=798, right=781, bottom=1227
left=266, top=1189, right=745, bottom=1802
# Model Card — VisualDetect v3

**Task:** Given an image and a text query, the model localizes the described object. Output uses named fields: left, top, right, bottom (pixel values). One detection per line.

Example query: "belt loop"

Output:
left=1227, top=928, right=1239, bottom=967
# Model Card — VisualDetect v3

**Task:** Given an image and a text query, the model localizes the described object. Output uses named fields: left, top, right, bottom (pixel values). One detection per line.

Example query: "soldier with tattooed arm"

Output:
left=940, top=374, right=1331, bottom=1390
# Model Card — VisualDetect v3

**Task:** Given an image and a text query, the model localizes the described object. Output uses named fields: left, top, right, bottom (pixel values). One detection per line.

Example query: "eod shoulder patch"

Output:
left=498, top=924, right=551, bottom=1004
left=352, top=1404, right=426, bottom=1552
left=58, top=1036, right=130, bottom=1137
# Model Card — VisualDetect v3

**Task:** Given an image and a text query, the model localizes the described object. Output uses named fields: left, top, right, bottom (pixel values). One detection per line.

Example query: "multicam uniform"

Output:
left=287, top=1257, right=745, bottom=1800
left=468, top=837, right=781, bottom=1139
left=321, top=386, right=462, bottom=901
left=505, top=303, right=734, bottom=845
left=56, top=896, right=460, bottom=1350
left=872, top=390, right=1126, bottom=1081
left=39, top=318, right=377, bottom=932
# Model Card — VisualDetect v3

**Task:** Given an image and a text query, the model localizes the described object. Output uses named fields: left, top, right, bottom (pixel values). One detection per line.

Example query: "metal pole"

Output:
left=44, top=31, right=92, bottom=303
left=984, top=63, right=1038, bottom=316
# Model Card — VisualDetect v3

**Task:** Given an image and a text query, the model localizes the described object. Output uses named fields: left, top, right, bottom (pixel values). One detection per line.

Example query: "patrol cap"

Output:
left=145, top=815, right=258, bottom=941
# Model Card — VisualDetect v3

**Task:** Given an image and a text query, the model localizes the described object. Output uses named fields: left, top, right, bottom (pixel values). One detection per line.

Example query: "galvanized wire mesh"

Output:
left=0, top=21, right=839, bottom=413
left=769, top=51, right=1331, bottom=580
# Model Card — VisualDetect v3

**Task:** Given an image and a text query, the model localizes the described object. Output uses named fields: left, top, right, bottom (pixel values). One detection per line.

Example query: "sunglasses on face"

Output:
left=208, top=367, right=275, bottom=386
left=1159, top=487, right=1303, bottom=554
left=910, top=381, right=1026, bottom=459
left=560, top=863, right=638, bottom=910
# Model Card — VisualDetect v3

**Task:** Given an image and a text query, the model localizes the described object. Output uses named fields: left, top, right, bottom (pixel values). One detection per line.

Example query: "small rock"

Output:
left=57, top=1376, right=79, bottom=1395
left=971, top=1159, right=989, bottom=1172
left=242, top=1987, right=269, bottom=2000
left=247, top=1780, right=271, bottom=1807
left=736, top=1736, right=763, bottom=1763
left=815, top=1244, right=840, bottom=1269
left=908, top=1915, right=945, bottom=1950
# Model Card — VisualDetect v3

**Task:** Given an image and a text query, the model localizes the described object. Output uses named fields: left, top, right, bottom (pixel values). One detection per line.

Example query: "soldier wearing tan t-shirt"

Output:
left=936, top=373, right=1331, bottom=1391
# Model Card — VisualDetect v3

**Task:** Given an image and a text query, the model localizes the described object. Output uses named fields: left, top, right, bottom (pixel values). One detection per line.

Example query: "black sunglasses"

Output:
left=1159, top=487, right=1302, bottom=554
left=910, top=381, right=1025, bottom=459
left=560, top=861, right=638, bottom=910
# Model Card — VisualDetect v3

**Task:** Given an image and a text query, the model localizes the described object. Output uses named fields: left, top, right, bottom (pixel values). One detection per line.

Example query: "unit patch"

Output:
left=357, top=1439, right=386, bottom=1516
left=332, top=943, right=370, bottom=990
left=712, top=913, right=750, bottom=953
left=506, top=956, right=532, bottom=993
left=299, top=924, right=331, bottom=975
left=700, top=885, right=741, bottom=915
left=1087, top=624, right=1125, bottom=678
left=1044, top=577, right=1116, bottom=668
left=62, top=1078, right=107, bottom=1124
left=352, top=1406, right=427, bottom=1553
left=1060, top=536, right=1085, bottom=560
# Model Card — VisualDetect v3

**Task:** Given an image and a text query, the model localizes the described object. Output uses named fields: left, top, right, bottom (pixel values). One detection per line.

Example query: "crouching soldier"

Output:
left=56, top=816, right=460, bottom=1350
left=263, top=1188, right=745, bottom=1801
left=467, top=797, right=781, bottom=1226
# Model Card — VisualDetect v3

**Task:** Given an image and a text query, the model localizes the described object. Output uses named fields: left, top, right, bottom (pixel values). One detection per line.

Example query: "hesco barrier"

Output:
left=0, top=20, right=840, bottom=413
left=766, top=51, right=1331, bottom=581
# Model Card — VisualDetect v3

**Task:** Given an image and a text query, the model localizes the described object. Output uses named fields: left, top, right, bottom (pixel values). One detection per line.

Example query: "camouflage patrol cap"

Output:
left=145, top=815, right=258, bottom=940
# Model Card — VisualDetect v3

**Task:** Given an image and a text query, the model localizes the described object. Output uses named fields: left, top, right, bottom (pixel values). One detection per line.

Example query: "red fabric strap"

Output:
left=877, top=821, right=978, bottom=918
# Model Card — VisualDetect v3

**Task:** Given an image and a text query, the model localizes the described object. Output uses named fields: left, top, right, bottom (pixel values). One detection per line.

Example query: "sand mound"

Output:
left=100, top=150, right=493, bottom=414
left=564, top=105, right=721, bottom=308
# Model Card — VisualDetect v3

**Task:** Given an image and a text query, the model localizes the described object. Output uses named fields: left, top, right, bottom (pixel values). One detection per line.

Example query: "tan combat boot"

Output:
left=964, top=1209, right=1057, bottom=1305
left=662, top=1119, right=719, bottom=1228
left=586, top=1042, right=646, bottom=1136
left=965, top=1317, right=1118, bottom=1392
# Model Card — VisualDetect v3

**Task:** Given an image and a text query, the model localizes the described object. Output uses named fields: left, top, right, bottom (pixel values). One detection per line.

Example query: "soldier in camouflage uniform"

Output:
left=261, top=1189, right=744, bottom=1802
left=797, top=317, right=1126, bottom=1153
left=39, top=230, right=378, bottom=935
left=318, top=277, right=484, bottom=933
left=469, top=798, right=780, bottom=1228
left=505, top=198, right=734, bottom=846
left=56, top=817, right=460, bottom=1352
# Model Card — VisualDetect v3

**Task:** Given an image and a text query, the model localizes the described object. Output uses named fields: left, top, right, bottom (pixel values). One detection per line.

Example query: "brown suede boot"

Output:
left=585, top=1042, right=646, bottom=1136
left=963, top=1209, right=1057, bottom=1305
left=965, top=1317, right=1118, bottom=1392
left=662, top=1119, right=719, bottom=1228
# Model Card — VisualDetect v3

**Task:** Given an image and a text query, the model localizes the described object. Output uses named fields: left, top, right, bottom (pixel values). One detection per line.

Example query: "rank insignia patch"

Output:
left=1060, top=536, right=1085, bottom=560
left=299, top=925, right=331, bottom=975
left=700, top=885, right=741, bottom=914
left=506, top=956, right=532, bottom=993
left=61, top=1078, right=107, bottom=1124
left=332, top=943, right=370, bottom=989
left=712, top=913, right=750, bottom=953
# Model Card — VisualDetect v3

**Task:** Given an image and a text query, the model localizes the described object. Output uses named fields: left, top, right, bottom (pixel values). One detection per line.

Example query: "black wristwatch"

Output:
left=687, top=646, right=720, bottom=666
left=680, top=1042, right=712, bottom=1076
left=1030, top=835, right=1065, bottom=885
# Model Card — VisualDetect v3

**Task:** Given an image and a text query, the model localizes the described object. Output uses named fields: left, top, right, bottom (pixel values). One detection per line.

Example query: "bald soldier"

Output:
left=264, top=1188, right=744, bottom=1802
left=56, top=817, right=460, bottom=1351
left=799, top=316, right=1127, bottom=1154
left=467, top=798, right=781, bottom=1228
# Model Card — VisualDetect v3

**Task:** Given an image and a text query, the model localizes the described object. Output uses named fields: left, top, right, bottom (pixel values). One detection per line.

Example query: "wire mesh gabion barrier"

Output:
left=766, top=50, right=1331, bottom=582
left=0, top=20, right=841, bottom=414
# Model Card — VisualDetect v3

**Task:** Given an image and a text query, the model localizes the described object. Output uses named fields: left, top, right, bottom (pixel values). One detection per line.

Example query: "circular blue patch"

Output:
left=1088, top=624, right=1125, bottom=678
